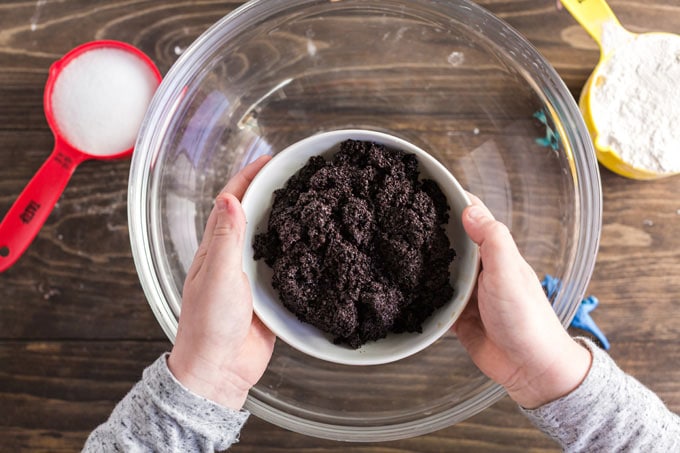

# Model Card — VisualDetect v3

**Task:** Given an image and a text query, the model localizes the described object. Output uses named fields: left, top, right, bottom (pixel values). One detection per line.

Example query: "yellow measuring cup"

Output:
left=561, top=0, right=680, bottom=180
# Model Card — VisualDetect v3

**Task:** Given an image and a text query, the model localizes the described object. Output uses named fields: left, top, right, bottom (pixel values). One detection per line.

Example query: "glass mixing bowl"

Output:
left=129, top=0, right=602, bottom=442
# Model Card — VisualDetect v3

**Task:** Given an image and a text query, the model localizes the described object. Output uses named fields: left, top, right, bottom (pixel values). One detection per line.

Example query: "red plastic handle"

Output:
left=0, top=142, right=85, bottom=272
left=0, top=40, right=161, bottom=273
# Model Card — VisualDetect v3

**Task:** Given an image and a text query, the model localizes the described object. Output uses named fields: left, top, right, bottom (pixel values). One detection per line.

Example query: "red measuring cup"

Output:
left=0, top=40, right=161, bottom=272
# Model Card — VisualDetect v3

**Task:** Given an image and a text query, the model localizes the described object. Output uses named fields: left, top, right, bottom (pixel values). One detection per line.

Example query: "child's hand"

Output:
left=454, top=195, right=591, bottom=409
left=168, top=156, right=276, bottom=411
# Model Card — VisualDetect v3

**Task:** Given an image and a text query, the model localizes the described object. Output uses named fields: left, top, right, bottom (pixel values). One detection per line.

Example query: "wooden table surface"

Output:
left=1, top=1, right=679, bottom=451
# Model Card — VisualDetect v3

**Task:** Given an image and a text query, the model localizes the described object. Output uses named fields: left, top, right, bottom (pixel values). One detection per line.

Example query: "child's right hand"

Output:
left=454, top=195, right=592, bottom=409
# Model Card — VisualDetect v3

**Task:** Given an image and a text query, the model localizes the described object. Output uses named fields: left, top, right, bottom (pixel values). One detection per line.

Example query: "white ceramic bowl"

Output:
left=241, top=129, right=480, bottom=365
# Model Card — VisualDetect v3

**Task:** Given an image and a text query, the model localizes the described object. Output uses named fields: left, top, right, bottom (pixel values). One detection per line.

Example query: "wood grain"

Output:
left=1, top=1, right=679, bottom=451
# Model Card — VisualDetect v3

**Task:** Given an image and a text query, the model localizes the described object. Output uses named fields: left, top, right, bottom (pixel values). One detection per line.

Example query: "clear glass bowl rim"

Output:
left=128, top=0, right=602, bottom=441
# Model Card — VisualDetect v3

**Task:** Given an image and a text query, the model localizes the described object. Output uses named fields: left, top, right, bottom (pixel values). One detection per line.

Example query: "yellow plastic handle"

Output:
left=560, top=0, right=622, bottom=46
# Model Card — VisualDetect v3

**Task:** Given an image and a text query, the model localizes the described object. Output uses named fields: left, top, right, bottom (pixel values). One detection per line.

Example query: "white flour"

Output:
left=589, top=27, right=680, bottom=174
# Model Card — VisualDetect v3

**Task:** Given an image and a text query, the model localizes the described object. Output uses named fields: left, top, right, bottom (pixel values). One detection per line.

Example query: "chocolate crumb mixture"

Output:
left=253, top=139, right=456, bottom=349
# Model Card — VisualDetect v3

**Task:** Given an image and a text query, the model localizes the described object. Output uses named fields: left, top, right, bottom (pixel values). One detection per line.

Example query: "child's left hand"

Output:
left=168, top=156, right=276, bottom=410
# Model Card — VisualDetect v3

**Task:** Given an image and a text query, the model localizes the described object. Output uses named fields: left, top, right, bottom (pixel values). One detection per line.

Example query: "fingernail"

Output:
left=466, top=205, right=487, bottom=223
left=215, top=197, right=228, bottom=211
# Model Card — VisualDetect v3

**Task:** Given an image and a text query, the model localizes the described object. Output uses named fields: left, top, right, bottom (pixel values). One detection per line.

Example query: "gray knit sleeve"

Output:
left=522, top=338, right=680, bottom=452
left=83, top=353, right=249, bottom=452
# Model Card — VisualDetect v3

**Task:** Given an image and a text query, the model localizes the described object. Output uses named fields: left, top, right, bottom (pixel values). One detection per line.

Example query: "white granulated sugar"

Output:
left=51, top=48, right=158, bottom=156
left=590, top=30, right=680, bottom=174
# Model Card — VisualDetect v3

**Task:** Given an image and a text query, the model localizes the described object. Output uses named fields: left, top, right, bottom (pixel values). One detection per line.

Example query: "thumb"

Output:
left=462, top=205, right=524, bottom=275
left=204, top=193, right=246, bottom=274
